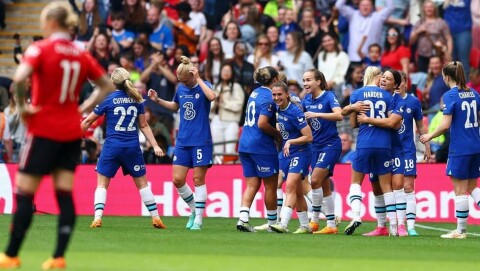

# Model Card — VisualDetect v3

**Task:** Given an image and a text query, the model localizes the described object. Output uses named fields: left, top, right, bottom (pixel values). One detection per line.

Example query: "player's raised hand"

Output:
left=148, top=89, right=158, bottom=101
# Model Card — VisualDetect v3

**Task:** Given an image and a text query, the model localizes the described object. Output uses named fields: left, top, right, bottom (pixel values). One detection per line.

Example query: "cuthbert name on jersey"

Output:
left=113, top=97, right=138, bottom=104
left=363, top=91, right=383, bottom=98
left=459, top=92, right=475, bottom=99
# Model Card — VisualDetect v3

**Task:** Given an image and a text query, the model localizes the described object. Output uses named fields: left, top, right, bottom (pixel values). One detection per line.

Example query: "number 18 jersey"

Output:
left=239, top=86, right=277, bottom=155
left=350, top=86, right=393, bottom=149
left=94, top=90, right=145, bottom=147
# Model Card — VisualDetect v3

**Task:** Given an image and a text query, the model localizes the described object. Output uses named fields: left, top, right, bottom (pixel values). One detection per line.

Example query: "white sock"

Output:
left=239, top=206, right=250, bottom=223
left=394, top=189, right=406, bottom=226
left=267, top=210, right=277, bottom=226
left=323, top=195, right=336, bottom=228
left=139, top=186, right=158, bottom=218
left=297, top=211, right=309, bottom=227
left=194, top=185, right=207, bottom=225
left=176, top=184, right=196, bottom=212
left=406, top=192, right=416, bottom=229
left=94, top=187, right=107, bottom=220
left=456, top=195, right=469, bottom=233
left=470, top=188, right=480, bottom=207
left=305, top=191, right=313, bottom=203
left=277, top=188, right=283, bottom=222
left=280, top=206, right=293, bottom=228
left=384, top=192, right=397, bottom=226
left=349, top=184, right=362, bottom=221
left=311, top=188, right=323, bottom=223
left=374, top=195, right=386, bottom=227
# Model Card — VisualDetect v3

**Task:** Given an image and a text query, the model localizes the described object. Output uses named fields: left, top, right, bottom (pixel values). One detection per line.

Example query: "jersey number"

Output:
left=363, top=100, right=387, bottom=126
left=245, top=101, right=256, bottom=127
left=114, top=106, right=138, bottom=131
left=59, top=60, right=81, bottom=104
left=461, top=100, right=478, bottom=128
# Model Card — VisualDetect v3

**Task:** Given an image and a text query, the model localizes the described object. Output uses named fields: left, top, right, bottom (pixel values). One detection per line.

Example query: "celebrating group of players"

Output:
left=2, top=1, right=480, bottom=269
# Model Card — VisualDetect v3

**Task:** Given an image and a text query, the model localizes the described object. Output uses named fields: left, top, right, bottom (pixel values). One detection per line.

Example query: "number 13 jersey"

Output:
left=22, top=33, right=105, bottom=141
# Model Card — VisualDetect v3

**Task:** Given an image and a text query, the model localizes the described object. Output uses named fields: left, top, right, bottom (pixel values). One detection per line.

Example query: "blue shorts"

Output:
left=97, top=144, right=146, bottom=178
left=280, top=151, right=311, bottom=181
left=403, top=151, right=417, bottom=177
left=391, top=149, right=405, bottom=176
left=352, top=148, right=392, bottom=175
left=173, top=145, right=213, bottom=168
left=446, top=154, right=480, bottom=179
left=239, top=152, right=279, bottom=178
left=311, top=146, right=341, bottom=177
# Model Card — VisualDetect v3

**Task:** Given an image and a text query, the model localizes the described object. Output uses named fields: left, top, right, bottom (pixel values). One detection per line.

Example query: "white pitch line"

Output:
left=416, top=224, right=480, bottom=237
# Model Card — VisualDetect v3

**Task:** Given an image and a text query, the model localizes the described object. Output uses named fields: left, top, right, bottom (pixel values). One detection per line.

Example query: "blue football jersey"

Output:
left=398, top=94, right=423, bottom=155
left=239, top=86, right=277, bottom=155
left=442, top=87, right=480, bottom=156
left=290, top=91, right=302, bottom=103
left=302, top=91, right=341, bottom=150
left=94, top=90, right=145, bottom=147
left=350, top=86, right=393, bottom=149
left=277, top=102, right=311, bottom=155
left=390, top=94, right=405, bottom=153
left=174, top=81, right=213, bottom=147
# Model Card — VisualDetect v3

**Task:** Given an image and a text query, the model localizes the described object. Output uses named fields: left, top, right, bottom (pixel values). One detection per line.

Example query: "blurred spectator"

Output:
left=3, top=85, right=25, bottom=163
left=428, top=104, right=446, bottom=153
left=247, top=34, right=280, bottom=69
left=0, top=85, right=7, bottom=112
left=239, top=4, right=265, bottom=47
left=203, top=0, right=231, bottom=32
left=299, top=8, right=320, bottom=58
left=471, top=0, right=480, bottom=68
left=340, top=64, right=364, bottom=107
left=0, top=111, right=12, bottom=163
left=147, top=2, right=175, bottom=53
left=140, top=52, right=177, bottom=132
left=423, top=56, right=449, bottom=121
left=231, top=41, right=255, bottom=126
left=119, top=52, right=140, bottom=82
left=409, top=0, right=452, bottom=73
left=69, top=0, right=108, bottom=23
left=172, top=2, right=199, bottom=55
left=76, top=0, right=103, bottom=41
left=278, top=8, right=301, bottom=51
left=468, top=68, right=480, bottom=92
left=339, top=132, right=355, bottom=163
left=278, top=31, right=314, bottom=86
left=266, top=25, right=283, bottom=53
left=133, top=39, right=150, bottom=72
left=188, top=0, right=208, bottom=51
left=443, top=0, right=472, bottom=76
left=87, top=29, right=120, bottom=71
left=233, top=0, right=263, bottom=20
left=263, top=0, right=293, bottom=22
left=358, top=43, right=382, bottom=68
left=120, top=0, right=147, bottom=32
left=111, top=12, right=135, bottom=51
left=337, top=0, right=360, bottom=54
left=380, top=26, right=411, bottom=75
left=376, top=0, right=410, bottom=33
left=211, top=62, right=245, bottom=164
left=143, top=134, right=173, bottom=164
left=169, top=45, right=191, bottom=72
left=287, top=79, right=304, bottom=99
left=317, top=33, right=350, bottom=91
left=219, top=21, right=245, bottom=59
left=81, top=139, right=99, bottom=164
left=144, top=106, right=172, bottom=147
left=204, top=37, right=225, bottom=85
left=336, top=0, right=394, bottom=63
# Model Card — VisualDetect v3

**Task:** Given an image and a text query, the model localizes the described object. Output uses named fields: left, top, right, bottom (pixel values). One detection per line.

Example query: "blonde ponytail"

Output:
left=111, top=68, right=143, bottom=103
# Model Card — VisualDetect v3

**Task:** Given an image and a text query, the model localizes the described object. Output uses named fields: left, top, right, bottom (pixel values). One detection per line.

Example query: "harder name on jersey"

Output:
left=363, top=91, right=383, bottom=98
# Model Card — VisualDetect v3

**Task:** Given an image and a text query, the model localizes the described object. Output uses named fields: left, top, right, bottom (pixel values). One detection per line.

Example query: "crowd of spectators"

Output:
left=0, top=0, right=479, bottom=165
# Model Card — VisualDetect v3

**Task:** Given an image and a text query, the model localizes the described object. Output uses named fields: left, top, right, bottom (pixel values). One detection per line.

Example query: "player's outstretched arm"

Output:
left=81, top=112, right=101, bottom=133
left=147, top=89, right=180, bottom=112
left=138, top=114, right=164, bottom=157
left=420, top=115, right=451, bottom=144
left=79, top=75, right=115, bottom=114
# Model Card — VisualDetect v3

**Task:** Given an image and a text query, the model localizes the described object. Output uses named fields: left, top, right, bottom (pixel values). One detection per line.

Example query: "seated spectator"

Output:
left=358, top=43, right=382, bottom=68
left=211, top=62, right=245, bottom=164
left=147, top=2, right=175, bottom=53
left=76, top=0, right=102, bottom=41
left=87, top=28, right=120, bottom=71
left=119, top=52, right=141, bottom=82
left=339, top=132, right=355, bottom=163
left=172, top=2, right=199, bottom=55
left=132, top=39, right=150, bottom=72
left=247, top=34, right=280, bottom=69
left=317, top=33, right=350, bottom=91
left=380, top=26, right=410, bottom=75
left=266, top=25, right=283, bottom=53
left=278, top=8, right=301, bottom=51
left=468, top=68, right=480, bottom=93
left=423, top=56, right=448, bottom=121
left=278, top=31, right=314, bottom=86
left=111, top=11, right=135, bottom=51
left=204, top=37, right=225, bottom=85
left=219, top=21, right=245, bottom=59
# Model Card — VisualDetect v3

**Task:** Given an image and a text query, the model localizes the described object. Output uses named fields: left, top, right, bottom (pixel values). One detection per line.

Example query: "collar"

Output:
left=50, top=32, right=71, bottom=41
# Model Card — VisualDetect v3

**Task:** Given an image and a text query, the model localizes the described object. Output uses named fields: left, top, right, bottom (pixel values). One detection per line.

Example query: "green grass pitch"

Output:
left=0, top=215, right=479, bottom=270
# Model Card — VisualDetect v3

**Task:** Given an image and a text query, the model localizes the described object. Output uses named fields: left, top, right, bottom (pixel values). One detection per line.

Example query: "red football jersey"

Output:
left=22, top=33, right=105, bottom=142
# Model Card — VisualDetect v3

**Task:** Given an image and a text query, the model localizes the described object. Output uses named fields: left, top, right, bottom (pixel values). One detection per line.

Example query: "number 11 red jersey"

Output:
left=22, top=33, right=105, bottom=141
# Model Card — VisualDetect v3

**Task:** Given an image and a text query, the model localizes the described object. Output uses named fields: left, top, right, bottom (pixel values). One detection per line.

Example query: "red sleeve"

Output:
left=85, top=52, right=106, bottom=81
left=398, top=46, right=411, bottom=60
left=22, top=44, right=42, bottom=70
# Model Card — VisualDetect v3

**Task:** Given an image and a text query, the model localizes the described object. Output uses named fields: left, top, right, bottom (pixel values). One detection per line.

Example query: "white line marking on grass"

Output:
left=416, top=224, right=480, bottom=237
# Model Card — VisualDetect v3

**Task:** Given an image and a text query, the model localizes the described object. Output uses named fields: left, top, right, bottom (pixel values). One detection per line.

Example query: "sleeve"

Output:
left=335, top=0, right=354, bottom=20
left=328, top=92, right=341, bottom=109
left=85, top=52, right=106, bottom=81
left=413, top=98, right=424, bottom=121
left=398, top=46, right=411, bottom=60
left=137, top=100, right=145, bottom=115
left=378, top=0, right=395, bottom=21
left=22, top=44, right=42, bottom=70
left=259, top=97, right=275, bottom=119
left=392, top=98, right=405, bottom=117
left=292, top=108, right=308, bottom=130
left=93, top=99, right=108, bottom=115
left=173, top=88, right=180, bottom=104
left=350, top=91, right=357, bottom=104
left=442, top=92, right=454, bottom=115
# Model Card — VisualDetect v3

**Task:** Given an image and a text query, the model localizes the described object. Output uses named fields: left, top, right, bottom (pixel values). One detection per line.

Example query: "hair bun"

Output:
left=180, top=56, right=191, bottom=65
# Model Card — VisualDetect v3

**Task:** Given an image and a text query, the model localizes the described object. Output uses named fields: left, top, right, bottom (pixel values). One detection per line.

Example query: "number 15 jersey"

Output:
left=22, top=33, right=105, bottom=141
left=94, top=90, right=144, bottom=147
